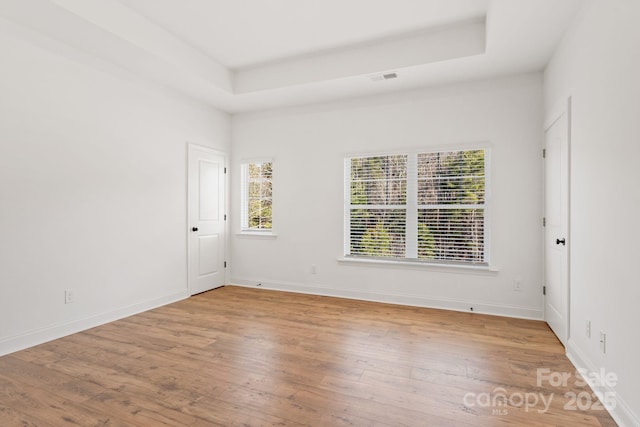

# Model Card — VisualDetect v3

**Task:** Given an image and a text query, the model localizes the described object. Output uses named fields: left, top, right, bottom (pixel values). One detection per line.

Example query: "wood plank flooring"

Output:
left=0, top=286, right=617, bottom=426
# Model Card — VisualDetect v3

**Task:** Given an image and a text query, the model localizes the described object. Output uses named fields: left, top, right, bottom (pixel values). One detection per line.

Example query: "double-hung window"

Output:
left=345, top=148, right=488, bottom=266
left=240, top=160, right=273, bottom=233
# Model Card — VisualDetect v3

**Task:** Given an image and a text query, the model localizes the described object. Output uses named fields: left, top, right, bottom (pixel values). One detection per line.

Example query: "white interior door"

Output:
left=188, top=145, right=226, bottom=295
left=544, top=109, right=570, bottom=346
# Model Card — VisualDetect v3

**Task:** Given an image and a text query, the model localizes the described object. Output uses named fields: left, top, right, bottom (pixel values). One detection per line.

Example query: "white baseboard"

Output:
left=0, top=290, right=190, bottom=357
left=566, top=338, right=639, bottom=427
left=230, top=277, right=543, bottom=320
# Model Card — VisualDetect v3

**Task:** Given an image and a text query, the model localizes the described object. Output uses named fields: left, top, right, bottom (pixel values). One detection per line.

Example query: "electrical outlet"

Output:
left=311, top=264, right=317, bottom=274
left=513, top=279, right=522, bottom=292
left=64, top=289, right=74, bottom=304
left=585, top=320, right=591, bottom=338
left=600, top=331, right=606, bottom=354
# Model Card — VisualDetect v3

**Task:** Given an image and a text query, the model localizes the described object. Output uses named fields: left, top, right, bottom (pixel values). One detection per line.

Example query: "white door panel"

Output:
left=544, top=106, right=570, bottom=346
left=188, top=145, right=226, bottom=295
left=198, top=235, right=219, bottom=276
left=199, top=161, right=220, bottom=221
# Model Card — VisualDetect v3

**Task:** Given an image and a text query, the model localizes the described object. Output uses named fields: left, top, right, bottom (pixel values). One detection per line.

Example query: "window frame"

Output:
left=343, top=146, right=491, bottom=268
left=240, top=159, right=274, bottom=235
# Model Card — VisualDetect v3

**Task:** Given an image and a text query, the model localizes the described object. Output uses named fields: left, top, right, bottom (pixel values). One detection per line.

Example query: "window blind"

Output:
left=348, top=155, right=407, bottom=258
left=345, top=149, right=487, bottom=265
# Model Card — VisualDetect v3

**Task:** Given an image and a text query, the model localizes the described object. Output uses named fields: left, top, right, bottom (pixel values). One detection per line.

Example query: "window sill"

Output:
left=337, top=257, right=498, bottom=274
left=236, top=232, right=278, bottom=239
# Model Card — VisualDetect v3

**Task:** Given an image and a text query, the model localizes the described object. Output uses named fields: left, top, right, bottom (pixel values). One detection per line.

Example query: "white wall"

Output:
left=544, top=1, right=640, bottom=424
left=231, top=73, right=544, bottom=319
left=0, top=28, right=230, bottom=355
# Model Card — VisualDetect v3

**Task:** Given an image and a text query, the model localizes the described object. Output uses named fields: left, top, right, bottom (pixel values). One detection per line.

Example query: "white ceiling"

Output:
left=0, top=0, right=584, bottom=113
left=118, top=0, right=490, bottom=69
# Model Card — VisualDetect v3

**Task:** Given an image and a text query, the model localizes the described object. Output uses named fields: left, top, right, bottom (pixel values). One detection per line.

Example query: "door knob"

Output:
left=192, top=227, right=199, bottom=232
left=556, top=238, right=566, bottom=245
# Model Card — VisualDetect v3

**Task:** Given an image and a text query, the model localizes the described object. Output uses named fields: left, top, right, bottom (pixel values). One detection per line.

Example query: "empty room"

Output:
left=0, top=0, right=638, bottom=425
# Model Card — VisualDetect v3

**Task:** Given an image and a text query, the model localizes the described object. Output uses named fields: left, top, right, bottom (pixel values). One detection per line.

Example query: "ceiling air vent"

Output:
left=370, top=72, right=398, bottom=82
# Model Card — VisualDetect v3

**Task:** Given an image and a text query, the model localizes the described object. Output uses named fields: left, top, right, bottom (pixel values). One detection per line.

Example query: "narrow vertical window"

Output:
left=347, top=155, right=407, bottom=258
left=417, top=150, right=486, bottom=264
left=241, top=161, right=273, bottom=232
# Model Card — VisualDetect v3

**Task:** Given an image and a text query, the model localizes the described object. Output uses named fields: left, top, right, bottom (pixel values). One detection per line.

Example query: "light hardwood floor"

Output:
left=0, top=286, right=617, bottom=426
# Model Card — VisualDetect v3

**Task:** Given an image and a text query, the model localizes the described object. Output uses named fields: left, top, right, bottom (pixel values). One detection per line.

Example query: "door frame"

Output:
left=543, top=96, right=571, bottom=345
left=187, top=143, right=229, bottom=294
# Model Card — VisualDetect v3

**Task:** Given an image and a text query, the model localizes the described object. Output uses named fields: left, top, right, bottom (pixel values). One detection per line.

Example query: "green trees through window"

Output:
left=349, top=155, right=407, bottom=257
left=347, top=149, right=487, bottom=264
left=242, top=161, right=273, bottom=231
